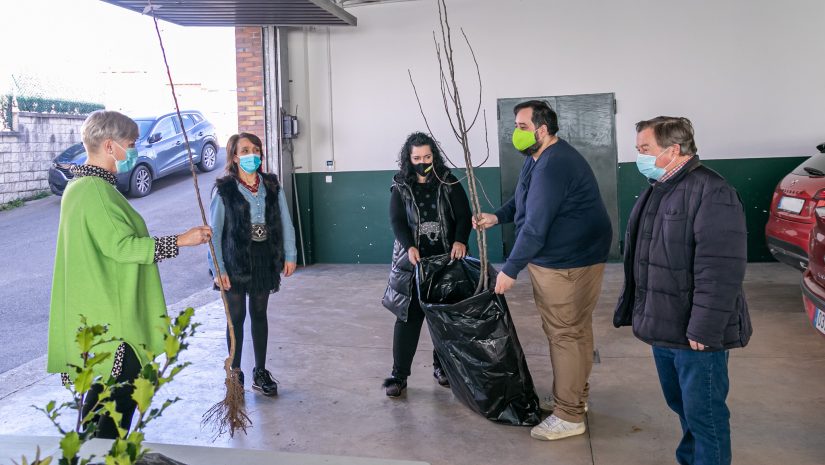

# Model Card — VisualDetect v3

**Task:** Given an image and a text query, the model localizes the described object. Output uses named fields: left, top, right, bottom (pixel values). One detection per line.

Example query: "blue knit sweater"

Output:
left=496, top=139, right=612, bottom=278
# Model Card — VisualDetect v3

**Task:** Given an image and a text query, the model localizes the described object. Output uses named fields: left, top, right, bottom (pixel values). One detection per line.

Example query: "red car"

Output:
left=801, top=215, right=825, bottom=339
left=765, top=143, right=825, bottom=270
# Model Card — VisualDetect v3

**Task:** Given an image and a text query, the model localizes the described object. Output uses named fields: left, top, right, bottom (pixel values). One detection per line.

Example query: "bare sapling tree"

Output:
left=408, top=0, right=493, bottom=293
left=144, top=2, right=251, bottom=438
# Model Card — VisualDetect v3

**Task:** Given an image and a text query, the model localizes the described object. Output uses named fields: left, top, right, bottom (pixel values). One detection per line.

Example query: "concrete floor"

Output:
left=1, top=263, right=824, bottom=465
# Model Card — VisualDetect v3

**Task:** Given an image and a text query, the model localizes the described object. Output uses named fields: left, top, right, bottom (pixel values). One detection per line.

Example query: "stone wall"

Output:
left=0, top=112, right=85, bottom=204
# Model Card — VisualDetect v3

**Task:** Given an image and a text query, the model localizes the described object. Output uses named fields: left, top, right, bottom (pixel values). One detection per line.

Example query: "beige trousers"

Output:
left=528, top=262, right=605, bottom=423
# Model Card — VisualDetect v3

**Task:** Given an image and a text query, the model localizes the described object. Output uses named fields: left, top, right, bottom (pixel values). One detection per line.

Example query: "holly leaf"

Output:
left=60, top=431, right=81, bottom=461
left=176, top=308, right=194, bottom=331
left=75, top=327, right=95, bottom=354
left=131, top=378, right=155, bottom=414
left=96, top=401, right=124, bottom=438
left=74, top=370, right=93, bottom=395
left=86, top=352, right=112, bottom=369
left=163, top=336, right=180, bottom=359
left=127, top=431, right=145, bottom=448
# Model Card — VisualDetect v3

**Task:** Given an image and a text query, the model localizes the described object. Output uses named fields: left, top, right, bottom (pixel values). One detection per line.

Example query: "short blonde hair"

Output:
left=81, top=110, right=139, bottom=153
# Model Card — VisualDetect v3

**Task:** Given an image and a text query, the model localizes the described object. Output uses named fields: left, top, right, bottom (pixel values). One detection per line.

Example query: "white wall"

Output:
left=287, top=0, right=825, bottom=171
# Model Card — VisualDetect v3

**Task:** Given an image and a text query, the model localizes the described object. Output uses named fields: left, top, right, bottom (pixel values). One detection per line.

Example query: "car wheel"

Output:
left=130, top=164, right=153, bottom=197
left=198, top=144, right=217, bottom=172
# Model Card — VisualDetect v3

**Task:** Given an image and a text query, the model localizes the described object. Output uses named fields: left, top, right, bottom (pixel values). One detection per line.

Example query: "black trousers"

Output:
left=392, top=295, right=442, bottom=379
left=81, top=344, right=141, bottom=439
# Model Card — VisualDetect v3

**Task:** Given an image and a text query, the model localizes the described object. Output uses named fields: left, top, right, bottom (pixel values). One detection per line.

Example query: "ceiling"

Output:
left=101, top=0, right=357, bottom=27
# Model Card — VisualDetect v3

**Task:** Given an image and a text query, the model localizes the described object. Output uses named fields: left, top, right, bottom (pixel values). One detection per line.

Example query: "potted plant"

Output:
left=14, top=308, right=197, bottom=465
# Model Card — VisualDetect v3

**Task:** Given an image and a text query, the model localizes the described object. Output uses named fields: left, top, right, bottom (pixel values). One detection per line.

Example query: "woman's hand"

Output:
left=283, top=261, right=297, bottom=277
left=450, top=242, right=467, bottom=260
left=177, top=226, right=212, bottom=247
left=407, top=247, right=420, bottom=266
left=214, top=274, right=231, bottom=290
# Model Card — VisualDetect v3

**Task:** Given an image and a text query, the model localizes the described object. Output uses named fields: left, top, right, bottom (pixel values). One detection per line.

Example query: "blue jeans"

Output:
left=652, top=346, right=731, bottom=465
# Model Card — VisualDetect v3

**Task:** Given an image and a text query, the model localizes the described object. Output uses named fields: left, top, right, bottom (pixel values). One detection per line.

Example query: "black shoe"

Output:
left=433, top=367, right=449, bottom=387
left=382, top=376, right=407, bottom=398
left=252, top=367, right=278, bottom=396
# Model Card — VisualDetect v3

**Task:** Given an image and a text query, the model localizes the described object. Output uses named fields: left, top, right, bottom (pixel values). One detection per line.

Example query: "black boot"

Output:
left=252, top=367, right=278, bottom=396
left=382, top=376, right=407, bottom=398
left=433, top=367, right=449, bottom=387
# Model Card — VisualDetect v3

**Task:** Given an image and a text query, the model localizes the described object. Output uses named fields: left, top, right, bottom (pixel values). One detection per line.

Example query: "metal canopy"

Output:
left=101, top=0, right=357, bottom=27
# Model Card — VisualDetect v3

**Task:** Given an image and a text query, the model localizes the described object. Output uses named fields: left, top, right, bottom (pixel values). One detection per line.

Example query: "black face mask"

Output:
left=414, top=162, right=433, bottom=177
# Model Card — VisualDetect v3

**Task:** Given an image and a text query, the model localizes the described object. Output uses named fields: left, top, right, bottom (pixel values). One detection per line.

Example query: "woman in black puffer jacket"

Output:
left=381, top=132, right=472, bottom=398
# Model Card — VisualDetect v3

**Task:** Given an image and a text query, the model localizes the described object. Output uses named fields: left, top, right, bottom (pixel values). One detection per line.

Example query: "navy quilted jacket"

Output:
left=614, top=156, right=752, bottom=350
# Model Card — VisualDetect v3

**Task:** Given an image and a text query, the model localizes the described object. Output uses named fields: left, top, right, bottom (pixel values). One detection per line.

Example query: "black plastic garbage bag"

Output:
left=416, top=254, right=541, bottom=426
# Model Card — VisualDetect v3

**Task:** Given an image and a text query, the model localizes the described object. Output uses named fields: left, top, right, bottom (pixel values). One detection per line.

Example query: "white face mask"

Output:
left=635, top=148, right=668, bottom=180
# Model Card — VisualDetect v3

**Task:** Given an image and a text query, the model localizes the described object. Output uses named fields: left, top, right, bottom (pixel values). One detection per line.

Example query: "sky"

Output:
left=1, top=0, right=239, bottom=138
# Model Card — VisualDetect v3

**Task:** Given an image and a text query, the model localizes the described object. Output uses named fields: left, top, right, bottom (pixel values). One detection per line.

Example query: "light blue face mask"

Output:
left=238, top=154, right=261, bottom=174
left=112, top=142, right=138, bottom=174
left=635, top=149, right=667, bottom=180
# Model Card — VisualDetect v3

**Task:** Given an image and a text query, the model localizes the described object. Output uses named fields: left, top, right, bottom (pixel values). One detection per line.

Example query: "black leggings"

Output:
left=226, top=287, right=271, bottom=370
left=392, top=296, right=441, bottom=379
left=82, top=344, right=141, bottom=439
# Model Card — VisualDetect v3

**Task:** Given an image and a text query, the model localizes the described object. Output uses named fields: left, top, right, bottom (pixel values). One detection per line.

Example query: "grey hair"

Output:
left=81, top=110, right=139, bottom=153
left=635, top=116, right=698, bottom=156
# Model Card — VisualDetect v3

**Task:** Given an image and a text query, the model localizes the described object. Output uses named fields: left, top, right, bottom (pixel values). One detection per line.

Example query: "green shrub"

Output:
left=15, top=96, right=104, bottom=115
left=0, top=95, right=104, bottom=131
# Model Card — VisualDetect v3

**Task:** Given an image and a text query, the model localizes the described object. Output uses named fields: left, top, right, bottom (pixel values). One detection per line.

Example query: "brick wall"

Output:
left=235, top=27, right=266, bottom=151
left=0, top=112, right=85, bottom=204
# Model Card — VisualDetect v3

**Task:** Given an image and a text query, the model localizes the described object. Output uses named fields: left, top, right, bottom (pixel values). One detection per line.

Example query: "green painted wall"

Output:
left=293, top=168, right=503, bottom=264
left=294, top=157, right=806, bottom=264
left=617, top=156, right=808, bottom=262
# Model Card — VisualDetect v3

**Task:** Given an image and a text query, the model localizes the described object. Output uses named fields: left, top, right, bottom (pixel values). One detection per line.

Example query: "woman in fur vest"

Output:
left=209, top=132, right=297, bottom=396
left=381, top=132, right=472, bottom=397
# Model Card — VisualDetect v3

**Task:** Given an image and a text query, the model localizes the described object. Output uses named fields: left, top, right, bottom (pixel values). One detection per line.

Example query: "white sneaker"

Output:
left=530, top=414, right=586, bottom=441
left=539, top=395, right=589, bottom=413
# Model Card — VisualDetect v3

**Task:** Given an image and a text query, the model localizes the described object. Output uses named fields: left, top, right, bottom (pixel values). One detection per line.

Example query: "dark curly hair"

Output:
left=397, top=132, right=447, bottom=184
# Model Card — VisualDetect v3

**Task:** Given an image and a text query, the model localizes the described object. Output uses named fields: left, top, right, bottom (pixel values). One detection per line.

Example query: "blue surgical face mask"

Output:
left=238, top=154, right=261, bottom=174
left=112, top=142, right=138, bottom=174
left=635, top=148, right=667, bottom=180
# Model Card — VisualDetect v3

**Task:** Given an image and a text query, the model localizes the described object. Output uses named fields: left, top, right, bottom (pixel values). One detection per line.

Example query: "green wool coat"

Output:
left=47, top=176, right=167, bottom=378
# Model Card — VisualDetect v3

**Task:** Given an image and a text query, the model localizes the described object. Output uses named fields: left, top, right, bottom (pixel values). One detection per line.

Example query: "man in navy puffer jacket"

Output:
left=615, top=116, right=751, bottom=465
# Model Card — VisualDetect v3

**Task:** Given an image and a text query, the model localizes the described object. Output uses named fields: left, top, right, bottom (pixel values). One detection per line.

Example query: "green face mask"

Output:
left=512, top=128, right=538, bottom=153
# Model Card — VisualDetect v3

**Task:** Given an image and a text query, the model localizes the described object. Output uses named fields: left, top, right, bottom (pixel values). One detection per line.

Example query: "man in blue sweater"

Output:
left=475, top=100, right=612, bottom=440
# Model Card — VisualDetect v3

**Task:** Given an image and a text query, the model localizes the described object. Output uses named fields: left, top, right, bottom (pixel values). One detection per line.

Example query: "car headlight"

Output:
left=53, top=163, right=75, bottom=175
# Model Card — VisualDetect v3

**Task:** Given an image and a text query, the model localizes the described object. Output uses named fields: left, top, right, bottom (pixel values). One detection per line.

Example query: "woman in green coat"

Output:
left=47, top=110, right=212, bottom=439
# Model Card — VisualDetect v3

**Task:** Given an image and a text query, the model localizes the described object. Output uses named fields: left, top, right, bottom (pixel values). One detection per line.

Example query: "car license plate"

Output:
left=816, top=308, right=825, bottom=336
left=778, top=196, right=805, bottom=214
